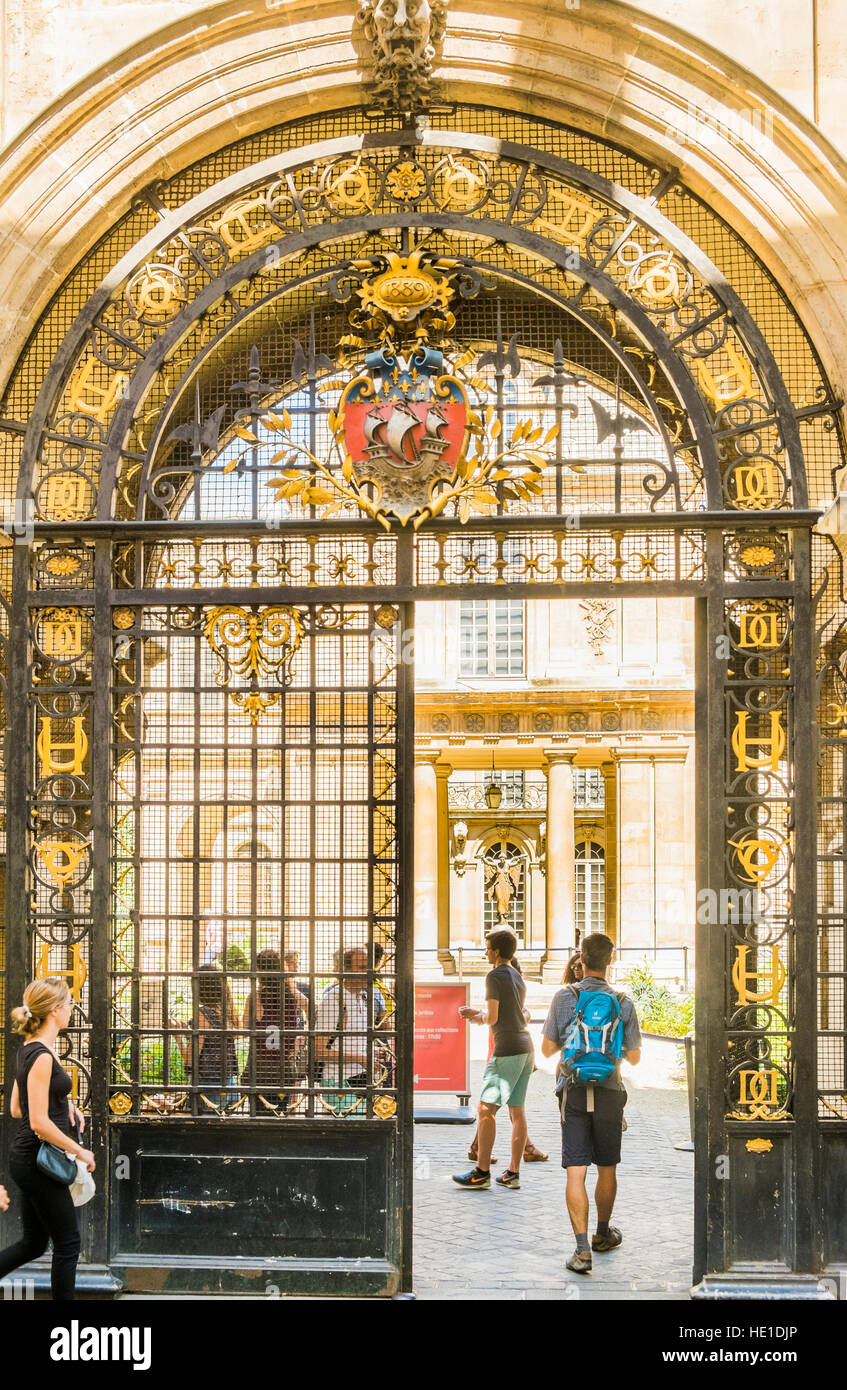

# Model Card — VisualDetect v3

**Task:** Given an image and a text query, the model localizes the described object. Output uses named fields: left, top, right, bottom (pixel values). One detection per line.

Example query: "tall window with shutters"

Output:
left=575, top=841, right=605, bottom=939
left=459, top=600, right=525, bottom=676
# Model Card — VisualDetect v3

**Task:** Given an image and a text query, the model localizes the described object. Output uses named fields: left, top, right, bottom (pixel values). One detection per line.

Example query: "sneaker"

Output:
left=452, top=1167, right=491, bottom=1189
left=565, top=1249, right=593, bottom=1274
left=592, top=1226, right=623, bottom=1252
left=495, top=1169, right=521, bottom=1189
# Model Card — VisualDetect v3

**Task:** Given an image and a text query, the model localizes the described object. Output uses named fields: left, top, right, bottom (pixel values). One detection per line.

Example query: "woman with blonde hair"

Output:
left=0, top=977, right=95, bottom=1300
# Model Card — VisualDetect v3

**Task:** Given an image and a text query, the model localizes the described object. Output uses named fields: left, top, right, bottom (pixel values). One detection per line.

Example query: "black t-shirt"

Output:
left=10, top=1040, right=73, bottom=1160
left=486, top=964, right=533, bottom=1057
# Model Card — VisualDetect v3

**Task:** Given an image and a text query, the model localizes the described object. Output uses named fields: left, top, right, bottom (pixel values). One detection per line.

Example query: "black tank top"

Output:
left=10, top=1040, right=73, bottom=1160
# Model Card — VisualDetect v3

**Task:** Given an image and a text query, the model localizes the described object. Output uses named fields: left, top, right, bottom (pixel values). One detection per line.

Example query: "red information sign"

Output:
left=414, top=981, right=470, bottom=1093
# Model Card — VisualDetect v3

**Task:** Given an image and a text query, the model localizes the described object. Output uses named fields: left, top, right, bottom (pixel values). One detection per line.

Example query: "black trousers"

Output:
left=0, top=1152, right=80, bottom=1300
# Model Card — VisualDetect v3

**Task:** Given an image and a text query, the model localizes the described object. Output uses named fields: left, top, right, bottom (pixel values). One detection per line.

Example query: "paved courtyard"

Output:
left=413, top=1002, right=694, bottom=1301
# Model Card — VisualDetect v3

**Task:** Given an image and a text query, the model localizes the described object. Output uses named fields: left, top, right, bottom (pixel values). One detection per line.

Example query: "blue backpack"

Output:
left=561, top=985, right=623, bottom=1084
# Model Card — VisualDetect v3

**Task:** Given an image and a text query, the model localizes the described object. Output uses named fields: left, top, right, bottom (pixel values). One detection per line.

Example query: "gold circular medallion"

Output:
left=112, top=608, right=136, bottom=630
left=109, top=1092, right=133, bottom=1115
left=373, top=1095, right=397, bottom=1119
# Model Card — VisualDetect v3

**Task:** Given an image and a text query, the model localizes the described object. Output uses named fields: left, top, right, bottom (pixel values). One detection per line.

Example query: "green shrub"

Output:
left=623, top=961, right=694, bottom=1039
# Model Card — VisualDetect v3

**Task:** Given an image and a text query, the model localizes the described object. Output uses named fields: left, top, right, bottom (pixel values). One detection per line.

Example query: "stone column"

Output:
left=612, top=753, right=654, bottom=954
left=434, top=761, right=453, bottom=967
left=542, top=751, right=576, bottom=982
left=414, top=753, right=440, bottom=970
left=601, top=760, right=618, bottom=942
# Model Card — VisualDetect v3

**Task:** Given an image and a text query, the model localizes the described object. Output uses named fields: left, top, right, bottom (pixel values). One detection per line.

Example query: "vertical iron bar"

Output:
left=87, top=538, right=111, bottom=1265
left=396, top=592, right=415, bottom=1293
left=2, top=546, right=30, bottom=1187
left=792, top=529, right=817, bottom=1272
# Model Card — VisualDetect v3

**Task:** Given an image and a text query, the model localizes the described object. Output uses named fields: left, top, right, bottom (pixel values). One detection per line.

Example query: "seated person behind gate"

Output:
left=316, top=946, right=391, bottom=1089
left=171, top=965, right=239, bottom=1112
left=241, top=949, right=307, bottom=1112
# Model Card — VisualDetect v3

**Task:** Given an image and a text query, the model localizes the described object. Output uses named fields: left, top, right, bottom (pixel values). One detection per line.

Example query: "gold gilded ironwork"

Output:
left=732, top=944, right=787, bottom=1006
left=34, top=837, right=90, bottom=887
left=206, top=195, right=277, bottom=254
left=41, top=473, right=95, bottom=522
left=112, top=608, right=136, bottom=630
left=375, top=604, right=399, bottom=629
left=67, top=358, right=130, bottom=422
left=373, top=1095, right=397, bottom=1119
left=386, top=161, right=427, bottom=201
left=435, top=155, right=489, bottom=212
left=109, top=1092, right=133, bottom=1115
left=126, top=262, right=186, bottom=323
left=43, top=552, right=81, bottom=577
left=746, top=1138, right=773, bottom=1154
left=695, top=343, right=753, bottom=409
left=42, top=609, right=85, bottom=658
left=323, top=157, right=376, bottom=214
left=532, top=188, right=602, bottom=248
left=728, top=830, right=786, bottom=885
left=355, top=248, right=455, bottom=326
left=731, top=710, right=786, bottom=772
left=625, top=250, right=687, bottom=307
left=738, top=543, right=777, bottom=570
left=35, top=944, right=87, bottom=1002
left=728, top=461, right=782, bottom=509
left=730, top=1068, right=787, bottom=1120
left=738, top=605, right=780, bottom=649
left=37, top=716, right=88, bottom=776
left=203, top=605, right=304, bottom=724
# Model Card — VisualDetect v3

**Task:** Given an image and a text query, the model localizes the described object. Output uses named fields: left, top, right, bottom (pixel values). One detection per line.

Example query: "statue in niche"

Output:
left=484, top=849, right=522, bottom=925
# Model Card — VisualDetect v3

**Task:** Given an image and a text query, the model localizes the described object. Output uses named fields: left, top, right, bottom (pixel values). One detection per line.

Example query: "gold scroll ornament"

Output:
left=42, top=609, right=85, bottom=659
left=36, top=943, right=87, bottom=1002
left=727, top=830, right=786, bottom=885
left=732, top=944, right=787, bottom=1006
left=731, top=1068, right=787, bottom=1121
left=728, top=461, right=782, bottom=509
left=738, top=604, right=780, bottom=649
left=731, top=710, right=786, bottom=772
left=34, top=838, right=90, bottom=889
left=695, top=343, right=753, bottom=409
left=67, top=358, right=130, bottom=424
left=37, top=716, right=88, bottom=777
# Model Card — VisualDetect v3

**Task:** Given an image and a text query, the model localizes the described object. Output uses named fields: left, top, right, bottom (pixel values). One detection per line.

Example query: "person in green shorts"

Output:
left=452, top=928, right=534, bottom=1191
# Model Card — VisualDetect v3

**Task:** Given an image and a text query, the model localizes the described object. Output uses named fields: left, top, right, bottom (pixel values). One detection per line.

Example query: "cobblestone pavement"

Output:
left=413, top=1016, right=694, bottom=1301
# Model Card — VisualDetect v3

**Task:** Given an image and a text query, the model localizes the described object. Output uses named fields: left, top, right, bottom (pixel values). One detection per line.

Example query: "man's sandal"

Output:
left=523, top=1141, right=548, bottom=1162
left=592, top=1227, right=623, bottom=1252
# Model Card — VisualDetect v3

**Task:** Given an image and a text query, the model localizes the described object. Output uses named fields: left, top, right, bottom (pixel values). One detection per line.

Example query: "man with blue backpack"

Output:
left=541, top=932, right=642, bottom=1275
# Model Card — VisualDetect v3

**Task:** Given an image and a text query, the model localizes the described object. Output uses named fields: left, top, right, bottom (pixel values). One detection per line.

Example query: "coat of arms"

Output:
left=257, top=246, right=558, bottom=528
left=340, top=345, right=467, bottom=524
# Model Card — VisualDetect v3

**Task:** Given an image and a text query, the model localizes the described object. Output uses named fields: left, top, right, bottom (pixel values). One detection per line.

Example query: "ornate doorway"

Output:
left=0, top=103, right=843, bottom=1296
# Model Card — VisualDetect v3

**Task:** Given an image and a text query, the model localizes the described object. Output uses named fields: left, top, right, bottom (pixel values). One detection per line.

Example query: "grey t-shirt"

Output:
left=542, top=977, right=641, bottom=1093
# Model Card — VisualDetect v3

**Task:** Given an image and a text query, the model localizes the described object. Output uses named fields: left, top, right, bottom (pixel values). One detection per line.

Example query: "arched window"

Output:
left=483, top=840, right=526, bottom=940
left=575, top=841, right=605, bottom=939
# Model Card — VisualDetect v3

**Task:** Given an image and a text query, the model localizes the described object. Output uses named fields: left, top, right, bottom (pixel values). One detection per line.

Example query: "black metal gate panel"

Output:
left=20, top=590, right=413, bottom=1294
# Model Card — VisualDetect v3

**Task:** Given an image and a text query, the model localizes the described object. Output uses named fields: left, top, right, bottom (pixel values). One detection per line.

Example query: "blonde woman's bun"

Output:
left=11, top=977, right=70, bottom=1036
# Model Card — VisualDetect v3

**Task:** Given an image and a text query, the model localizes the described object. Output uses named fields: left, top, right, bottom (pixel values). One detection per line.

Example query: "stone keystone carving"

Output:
left=358, top=0, right=448, bottom=112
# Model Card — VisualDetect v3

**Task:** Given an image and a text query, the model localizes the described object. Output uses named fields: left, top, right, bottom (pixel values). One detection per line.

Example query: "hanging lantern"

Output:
left=484, top=751, right=502, bottom=809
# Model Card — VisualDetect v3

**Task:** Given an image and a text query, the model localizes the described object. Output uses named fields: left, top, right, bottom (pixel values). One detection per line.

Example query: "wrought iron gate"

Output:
left=1, top=104, right=845, bottom=1297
